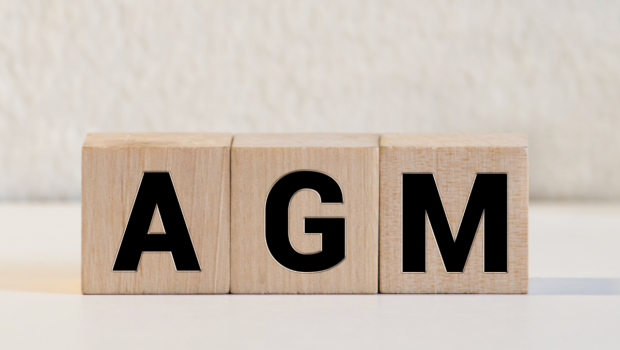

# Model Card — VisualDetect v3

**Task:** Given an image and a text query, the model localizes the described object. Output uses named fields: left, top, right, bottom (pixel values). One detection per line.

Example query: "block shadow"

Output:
left=529, top=278, right=620, bottom=295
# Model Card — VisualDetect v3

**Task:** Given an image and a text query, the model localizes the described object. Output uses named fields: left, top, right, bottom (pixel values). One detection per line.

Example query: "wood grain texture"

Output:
left=82, top=133, right=231, bottom=294
left=231, top=133, right=379, bottom=293
left=379, top=133, right=528, bottom=293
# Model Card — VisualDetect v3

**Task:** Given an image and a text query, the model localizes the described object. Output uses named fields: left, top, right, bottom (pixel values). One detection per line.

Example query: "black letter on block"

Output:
left=113, top=172, right=201, bottom=271
left=265, top=171, right=345, bottom=273
left=403, top=174, right=507, bottom=273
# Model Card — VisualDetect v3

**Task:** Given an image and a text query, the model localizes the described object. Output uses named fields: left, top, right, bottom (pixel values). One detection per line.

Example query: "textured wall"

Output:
left=0, top=1, right=619, bottom=200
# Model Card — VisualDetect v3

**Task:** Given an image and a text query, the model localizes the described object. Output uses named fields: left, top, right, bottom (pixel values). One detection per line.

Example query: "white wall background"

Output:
left=0, top=0, right=619, bottom=200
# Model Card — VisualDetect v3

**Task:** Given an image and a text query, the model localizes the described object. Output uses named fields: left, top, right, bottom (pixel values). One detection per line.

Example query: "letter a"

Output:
left=113, top=172, right=201, bottom=271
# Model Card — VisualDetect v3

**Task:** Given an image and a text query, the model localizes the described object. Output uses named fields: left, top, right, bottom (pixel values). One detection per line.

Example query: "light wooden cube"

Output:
left=379, top=134, right=528, bottom=294
left=82, top=133, right=232, bottom=294
left=231, top=134, right=379, bottom=293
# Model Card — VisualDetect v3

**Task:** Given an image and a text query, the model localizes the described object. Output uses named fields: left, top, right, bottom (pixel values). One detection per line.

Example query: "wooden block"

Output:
left=231, top=134, right=379, bottom=293
left=379, top=134, right=528, bottom=294
left=82, top=133, right=232, bottom=294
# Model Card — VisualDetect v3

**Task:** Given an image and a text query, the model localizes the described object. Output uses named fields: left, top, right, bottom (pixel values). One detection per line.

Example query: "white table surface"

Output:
left=0, top=202, right=618, bottom=349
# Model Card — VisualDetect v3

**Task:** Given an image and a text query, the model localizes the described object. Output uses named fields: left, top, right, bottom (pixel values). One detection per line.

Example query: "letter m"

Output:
left=402, top=174, right=508, bottom=273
